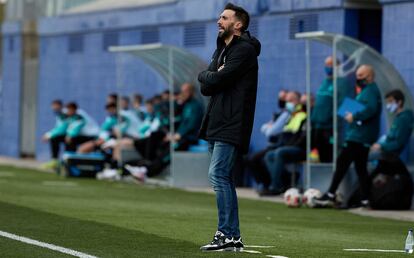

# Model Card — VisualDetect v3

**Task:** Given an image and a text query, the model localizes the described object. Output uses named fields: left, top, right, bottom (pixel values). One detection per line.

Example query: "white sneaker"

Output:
left=96, top=169, right=120, bottom=181
left=124, top=165, right=147, bottom=182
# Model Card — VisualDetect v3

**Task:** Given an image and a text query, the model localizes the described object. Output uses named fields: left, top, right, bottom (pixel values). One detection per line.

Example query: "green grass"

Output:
left=0, top=165, right=411, bottom=257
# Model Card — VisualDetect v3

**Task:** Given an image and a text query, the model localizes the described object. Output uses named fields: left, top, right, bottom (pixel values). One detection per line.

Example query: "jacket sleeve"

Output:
left=46, top=119, right=68, bottom=138
left=67, top=118, right=86, bottom=138
left=199, top=45, right=253, bottom=96
left=353, top=88, right=380, bottom=122
left=381, top=119, right=413, bottom=153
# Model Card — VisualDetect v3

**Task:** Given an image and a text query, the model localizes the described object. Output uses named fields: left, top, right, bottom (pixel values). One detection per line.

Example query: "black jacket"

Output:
left=198, top=32, right=261, bottom=154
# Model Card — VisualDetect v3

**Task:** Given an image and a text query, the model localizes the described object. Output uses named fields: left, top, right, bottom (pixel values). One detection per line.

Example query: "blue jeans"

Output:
left=264, top=146, right=304, bottom=191
left=208, top=141, right=239, bottom=238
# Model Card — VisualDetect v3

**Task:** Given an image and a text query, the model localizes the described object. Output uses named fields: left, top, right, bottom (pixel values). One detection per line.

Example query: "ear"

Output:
left=234, top=20, right=243, bottom=31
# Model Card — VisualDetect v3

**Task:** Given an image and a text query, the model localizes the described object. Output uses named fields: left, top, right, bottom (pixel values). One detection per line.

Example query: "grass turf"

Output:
left=0, top=165, right=411, bottom=257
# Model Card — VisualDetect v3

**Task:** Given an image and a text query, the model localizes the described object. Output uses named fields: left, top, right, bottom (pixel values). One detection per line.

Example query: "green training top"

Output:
left=345, top=82, right=382, bottom=146
left=380, top=109, right=414, bottom=154
left=46, top=113, right=68, bottom=139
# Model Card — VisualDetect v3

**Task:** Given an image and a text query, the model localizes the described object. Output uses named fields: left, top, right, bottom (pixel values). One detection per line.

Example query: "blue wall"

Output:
left=0, top=22, right=22, bottom=157
left=381, top=1, right=414, bottom=100
left=2, top=0, right=394, bottom=159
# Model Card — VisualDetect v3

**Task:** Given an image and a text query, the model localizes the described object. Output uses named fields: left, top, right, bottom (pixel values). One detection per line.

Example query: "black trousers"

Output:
left=50, top=135, right=66, bottom=159
left=245, top=148, right=271, bottom=188
left=311, top=128, right=333, bottom=163
left=328, top=141, right=370, bottom=200
left=65, top=136, right=96, bottom=152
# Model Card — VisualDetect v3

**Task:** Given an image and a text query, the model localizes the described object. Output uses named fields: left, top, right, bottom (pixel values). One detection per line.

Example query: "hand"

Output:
left=164, top=133, right=181, bottom=142
left=371, top=143, right=381, bottom=152
left=41, top=134, right=49, bottom=142
left=345, top=112, right=353, bottom=123
left=65, top=136, right=72, bottom=144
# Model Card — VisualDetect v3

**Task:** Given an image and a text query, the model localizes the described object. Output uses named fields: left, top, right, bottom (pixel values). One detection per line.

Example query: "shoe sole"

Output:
left=314, top=199, right=334, bottom=207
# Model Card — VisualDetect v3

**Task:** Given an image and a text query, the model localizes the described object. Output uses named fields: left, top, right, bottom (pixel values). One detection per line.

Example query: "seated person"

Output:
left=315, top=65, right=382, bottom=208
left=111, top=98, right=161, bottom=162
left=125, top=83, right=204, bottom=181
left=133, top=94, right=146, bottom=120
left=65, top=102, right=100, bottom=152
left=117, top=96, right=142, bottom=139
left=370, top=89, right=414, bottom=159
left=41, top=99, right=68, bottom=169
left=78, top=102, right=118, bottom=154
left=260, top=89, right=290, bottom=139
left=259, top=98, right=307, bottom=196
left=246, top=89, right=290, bottom=189
left=106, top=93, right=118, bottom=105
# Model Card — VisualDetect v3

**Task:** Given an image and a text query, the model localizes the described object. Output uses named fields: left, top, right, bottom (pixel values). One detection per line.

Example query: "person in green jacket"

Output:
left=165, top=83, right=204, bottom=150
left=125, top=83, right=204, bottom=180
left=311, top=56, right=352, bottom=162
left=370, top=89, right=414, bottom=158
left=315, top=65, right=382, bottom=208
left=41, top=99, right=68, bottom=169
left=78, top=102, right=118, bottom=154
left=65, top=102, right=99, bottom=152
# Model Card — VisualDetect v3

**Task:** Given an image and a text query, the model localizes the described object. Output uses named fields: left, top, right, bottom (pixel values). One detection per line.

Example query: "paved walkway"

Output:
left=0, top=156, right=49, bottom=172
left=185, top=187, right=414, bottom=222
left=1, top=156, right=414, bottom=222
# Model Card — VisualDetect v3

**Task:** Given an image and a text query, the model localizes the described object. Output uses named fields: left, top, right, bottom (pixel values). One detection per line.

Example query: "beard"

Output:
left=218, top=24, right=234, bottom=39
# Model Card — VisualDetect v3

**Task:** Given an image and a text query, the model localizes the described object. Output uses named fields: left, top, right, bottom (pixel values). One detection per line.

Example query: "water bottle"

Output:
left=405, top=229, right=414, bottom=254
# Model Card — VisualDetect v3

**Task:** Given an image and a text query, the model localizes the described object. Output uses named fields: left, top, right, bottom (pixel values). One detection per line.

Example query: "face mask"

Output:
left=285, top=102, right=296, bottom=113
left=53, top=110, right=61, bottom=115
left=278, top=100, right=286, bottom=109
left=325, top=66, right=333, bottom=76
left=386, top=102, right=398, bottom=114
left=356, top=78, right=368, bottom=88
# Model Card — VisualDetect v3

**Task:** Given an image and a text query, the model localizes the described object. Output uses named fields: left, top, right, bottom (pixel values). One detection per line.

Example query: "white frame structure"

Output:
left=295, top=31, right=412, bottom=189
left=109, top=44, right=207, bottom=185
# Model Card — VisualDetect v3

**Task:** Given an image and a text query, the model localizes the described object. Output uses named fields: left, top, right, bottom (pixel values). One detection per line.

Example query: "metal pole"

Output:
left=168, top=48, right=175, bottom=186
left=115, top=52, right=123, bottom=167
left=305, top=40, right=311, bottom=190
left=332, top=37, right=338, bottom=171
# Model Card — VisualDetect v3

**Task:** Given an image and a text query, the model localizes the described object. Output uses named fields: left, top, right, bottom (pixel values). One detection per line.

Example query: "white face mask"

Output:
left=386, top=102, right=398, bottom=114
left=285, top=102, right=296, bottom=113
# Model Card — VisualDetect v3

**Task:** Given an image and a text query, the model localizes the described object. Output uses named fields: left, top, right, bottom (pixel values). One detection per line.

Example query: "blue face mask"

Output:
left=325, top=66, right=333, bottom=76
left=285, top=102, right=296, bottom=113
left=53, top=110, right=61, bottom=116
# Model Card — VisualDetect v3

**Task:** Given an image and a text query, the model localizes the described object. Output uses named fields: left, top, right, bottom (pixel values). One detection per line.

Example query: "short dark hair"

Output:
left=105, top=102, right=117, bottom=109
left=52, top=99, right=63, bottom=106
left=224, top=3, right=250, bottom=32
left=386, top=89, right=405, bottom=106
left=66, top=102, right=78, bottom=110
left=133, top=94, right=143, bottom=103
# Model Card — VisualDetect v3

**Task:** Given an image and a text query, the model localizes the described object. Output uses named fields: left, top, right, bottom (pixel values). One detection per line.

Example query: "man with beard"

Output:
left=198, top=3, right=261, bottom=252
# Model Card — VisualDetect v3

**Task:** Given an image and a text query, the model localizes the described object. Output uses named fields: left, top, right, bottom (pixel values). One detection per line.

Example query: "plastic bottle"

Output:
left=405, top=229, right=413, bottom=254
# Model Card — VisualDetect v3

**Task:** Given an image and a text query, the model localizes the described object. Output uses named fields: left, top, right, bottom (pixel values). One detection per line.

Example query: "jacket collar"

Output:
left=216, top=34, right=241, bottom=49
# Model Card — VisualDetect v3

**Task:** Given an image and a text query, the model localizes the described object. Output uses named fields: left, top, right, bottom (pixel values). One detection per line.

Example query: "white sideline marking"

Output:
left=241, top=249, right=262, bottom=254
left=344, top=248, right=404, bottom=253
left=266, top=255, right=289, bottom=258
left=0, top=230, right=98, bottom=258
left=245, top=245, right=275, bottom=248
left=42, top=181, right=78, bottom=187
